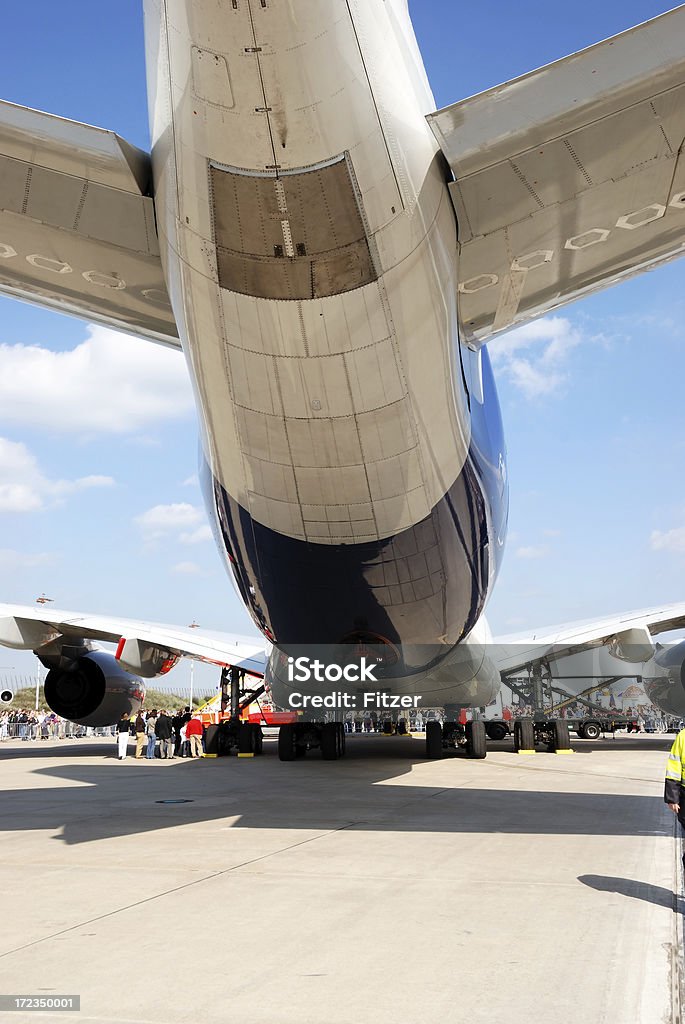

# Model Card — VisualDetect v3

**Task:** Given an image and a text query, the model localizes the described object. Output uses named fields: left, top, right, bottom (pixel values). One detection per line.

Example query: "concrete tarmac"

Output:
left=0, top=732, right=681, bottom=1024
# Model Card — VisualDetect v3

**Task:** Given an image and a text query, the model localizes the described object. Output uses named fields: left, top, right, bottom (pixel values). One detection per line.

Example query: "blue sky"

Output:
left=0, top=1, right=683, bottom=687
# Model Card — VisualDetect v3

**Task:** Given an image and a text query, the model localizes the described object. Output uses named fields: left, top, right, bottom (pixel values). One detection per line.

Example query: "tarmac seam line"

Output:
left=0, top=821, right=362, bottom=961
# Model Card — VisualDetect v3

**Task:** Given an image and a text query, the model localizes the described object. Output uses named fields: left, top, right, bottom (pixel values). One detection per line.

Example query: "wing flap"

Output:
left=0, top=100, right=180, bottom=346
left=427, top=7, right=685, bottom=344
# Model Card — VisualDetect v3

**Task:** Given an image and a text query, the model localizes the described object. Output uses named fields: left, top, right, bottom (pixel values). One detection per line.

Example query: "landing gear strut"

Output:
left=216, top=666, right=264, bottom=756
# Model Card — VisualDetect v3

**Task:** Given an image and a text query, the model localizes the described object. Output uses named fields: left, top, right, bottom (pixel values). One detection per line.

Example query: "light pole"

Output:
left=188, top=621, right=200, bottom=708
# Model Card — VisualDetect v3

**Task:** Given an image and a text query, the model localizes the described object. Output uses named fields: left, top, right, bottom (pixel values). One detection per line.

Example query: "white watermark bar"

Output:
left=0, top=996, right=80, bottom=1012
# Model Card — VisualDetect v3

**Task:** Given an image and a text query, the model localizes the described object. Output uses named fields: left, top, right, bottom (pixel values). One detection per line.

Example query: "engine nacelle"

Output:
left=43, top=650, right=145, bottom=727
left=642, top=641, right=685, bottom=717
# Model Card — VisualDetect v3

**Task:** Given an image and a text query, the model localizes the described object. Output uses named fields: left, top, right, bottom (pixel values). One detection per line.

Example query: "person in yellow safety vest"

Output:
left=665, top=729, right=685, bottom=869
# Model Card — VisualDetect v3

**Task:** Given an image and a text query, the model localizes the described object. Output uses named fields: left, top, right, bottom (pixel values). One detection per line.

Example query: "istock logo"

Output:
left=287, top=657, right=378, bottom=684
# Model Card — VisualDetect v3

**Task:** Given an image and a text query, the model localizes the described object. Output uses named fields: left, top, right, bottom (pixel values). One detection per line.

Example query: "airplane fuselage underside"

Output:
left=144, top=0, right=508, bottom=680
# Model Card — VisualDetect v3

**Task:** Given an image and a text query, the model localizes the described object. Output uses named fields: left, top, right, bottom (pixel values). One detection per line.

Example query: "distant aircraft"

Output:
left=1, top=3, right=685, bottom=759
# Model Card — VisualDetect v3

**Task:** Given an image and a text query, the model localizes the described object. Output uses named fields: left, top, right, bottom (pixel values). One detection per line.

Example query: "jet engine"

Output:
left=43, top=650, right=145, bottom=727
left=642, top=641, right=685, bottom=718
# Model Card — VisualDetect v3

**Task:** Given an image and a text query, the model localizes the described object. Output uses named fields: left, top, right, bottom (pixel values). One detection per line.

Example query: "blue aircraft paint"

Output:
left=200, top=347, right=508, bottom=671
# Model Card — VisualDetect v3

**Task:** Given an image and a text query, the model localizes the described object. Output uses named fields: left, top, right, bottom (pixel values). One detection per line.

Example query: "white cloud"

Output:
left=490, top=317, right=584, bottom=397
left=179, top=524, right=213, bottom=545
left=0, top=549, right=54, bottom=569
left=135, top=503, right=213, bottom=551
left=136, top=502, right=204, bottom=533
left=172, top=561, right=202, bottom=575
left=515, top=545, right=549, bottom=560
left=182, top=474, right=199, bottom=488
left=650, top=527, right=685, bottom=554
left=0, top=325, right=194, bottom=434
left=0, top=437, right=114, bottom=512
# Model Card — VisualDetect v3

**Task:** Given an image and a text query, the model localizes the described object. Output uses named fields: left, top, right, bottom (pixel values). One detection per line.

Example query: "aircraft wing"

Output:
left=427, top=6, right=685, bottom=345
left=0, top=602, right=267, bottom=678
left=0, top=100, right=180, bottom=347
left=492, top=602, right=685, bottom=675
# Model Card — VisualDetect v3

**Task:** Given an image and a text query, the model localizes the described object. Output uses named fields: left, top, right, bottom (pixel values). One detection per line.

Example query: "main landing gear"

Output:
left=425, top=719, right=488, bottom=760
left=215, top=666, right=265, bottom=756
left=278, top=722, right=347, bottom=761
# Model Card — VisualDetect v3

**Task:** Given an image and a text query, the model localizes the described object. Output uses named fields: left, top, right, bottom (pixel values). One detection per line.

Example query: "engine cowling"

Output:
left=642, top=641, right=685, bottom=717
left=43, top=650, right=145, bottom=727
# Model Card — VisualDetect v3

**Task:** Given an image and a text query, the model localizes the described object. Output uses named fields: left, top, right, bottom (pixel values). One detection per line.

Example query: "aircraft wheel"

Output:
left=485, top=722, right=508, bottom=741
left=217, top=724, right=233, bottom=756
left=278, top=724, right=297, bottom=761
left=253, top=726, right=263, bottom=756
left=321, top=722, right=339, bottom=760
left=514, top=719, right=535, bottom=752
left=425, top=720, right=443, bottom=759
left=238, top=723, right=255, bottom=754
left=553, top=720, right=571, bottom=751
left=466, top=720, right=487, bottom=759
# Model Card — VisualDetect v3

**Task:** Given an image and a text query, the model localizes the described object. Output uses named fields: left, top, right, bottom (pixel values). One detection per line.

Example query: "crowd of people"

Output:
left=0, top=709, right=85, bottom=741
left=116, top=707, right=206, bottom=760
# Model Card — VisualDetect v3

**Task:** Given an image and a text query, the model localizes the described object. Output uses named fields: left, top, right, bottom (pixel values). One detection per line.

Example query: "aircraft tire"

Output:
left=485, top=722, right=508, bottom=741
left=253, top=726, right=263, bottom=755
left=426, top=720, right=443, bottom=759
left=321, top=722, right=339, bottom=760
left=466, top=720, right=487, bottom=759
left=238, top=724, right=255, bottom=754
left=278, top=724, right=297, bottom=761
left=553, top=720, right=571, bottom=751
left=514, top=719, right=535, bottom=752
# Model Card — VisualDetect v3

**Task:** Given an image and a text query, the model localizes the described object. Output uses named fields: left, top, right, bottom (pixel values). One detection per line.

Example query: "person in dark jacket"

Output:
left=116, top=713, right=131, bottom=760
left=173, top=706, right=192, bottom=757
left=155, top=710, right=173, bottom=759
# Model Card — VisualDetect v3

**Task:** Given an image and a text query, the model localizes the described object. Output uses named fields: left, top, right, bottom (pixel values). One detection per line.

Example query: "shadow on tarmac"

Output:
left=579, top=874, right=679, bottom=910
left=0, top=735, right=672, bottom=845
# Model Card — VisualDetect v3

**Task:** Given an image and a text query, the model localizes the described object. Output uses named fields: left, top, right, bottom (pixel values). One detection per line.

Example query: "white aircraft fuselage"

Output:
left=143, top=0, right=508, bottom=702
